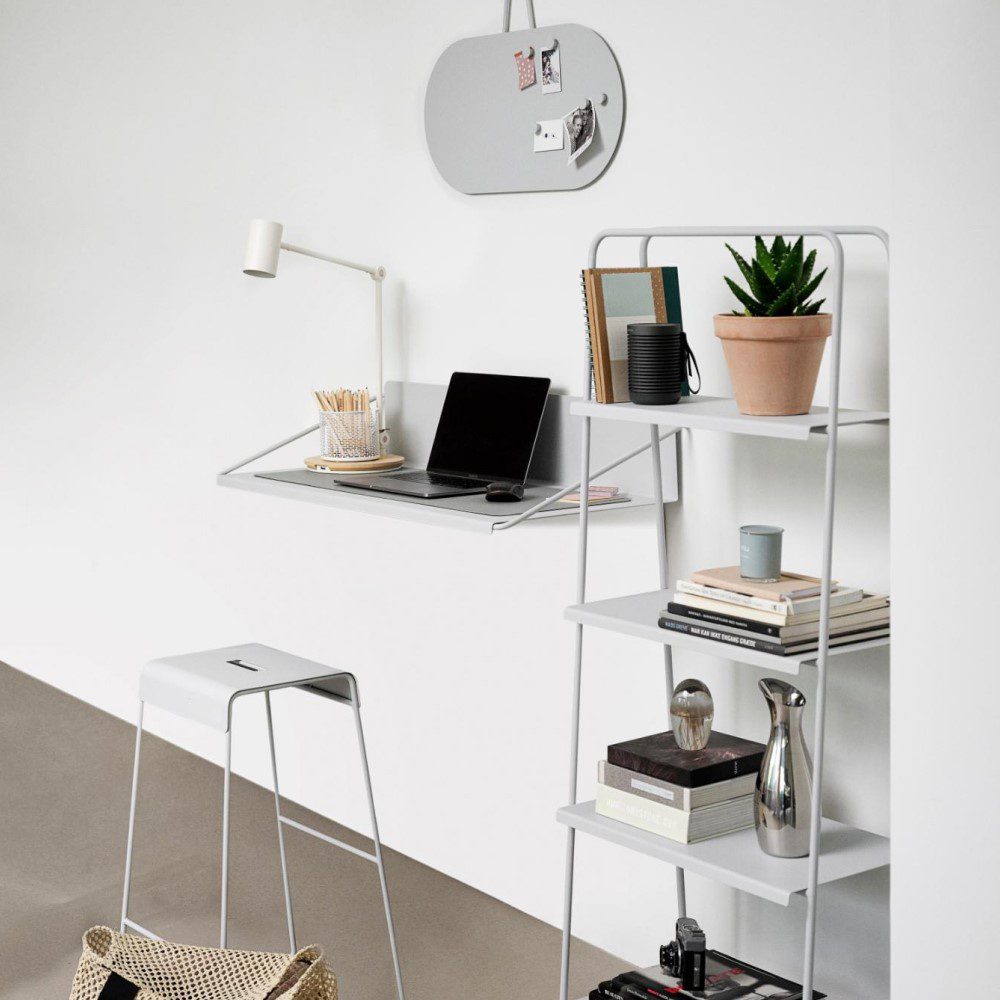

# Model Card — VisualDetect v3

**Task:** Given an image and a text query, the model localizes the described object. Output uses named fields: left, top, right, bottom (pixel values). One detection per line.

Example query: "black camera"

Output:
left=660, top=917, right=707, bottom=992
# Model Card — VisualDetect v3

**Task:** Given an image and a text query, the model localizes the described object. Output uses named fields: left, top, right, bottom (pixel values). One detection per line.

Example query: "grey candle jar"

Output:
left=740, top=524, right=783, bottom=582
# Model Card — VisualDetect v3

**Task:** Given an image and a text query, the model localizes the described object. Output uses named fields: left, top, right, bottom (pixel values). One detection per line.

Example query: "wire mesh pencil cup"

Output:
left=320, top=409, right=380, bottom=461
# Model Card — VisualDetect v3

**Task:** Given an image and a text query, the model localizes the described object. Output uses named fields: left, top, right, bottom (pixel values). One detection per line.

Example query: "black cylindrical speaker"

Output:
left=628, top=323, right=683, bottom=405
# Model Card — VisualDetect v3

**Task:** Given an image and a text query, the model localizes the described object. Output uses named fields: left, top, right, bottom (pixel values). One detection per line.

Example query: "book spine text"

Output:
left=666, top=602, right=781, bottom=637
left=658, top=617, right=787, bottom=655
left=675, top=580, right=789, bottom=614
left=595, top=785, right=692, bottom=841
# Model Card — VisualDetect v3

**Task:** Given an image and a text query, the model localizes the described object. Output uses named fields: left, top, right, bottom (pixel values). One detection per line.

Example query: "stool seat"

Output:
left=140, top=643, right=354, bottom=731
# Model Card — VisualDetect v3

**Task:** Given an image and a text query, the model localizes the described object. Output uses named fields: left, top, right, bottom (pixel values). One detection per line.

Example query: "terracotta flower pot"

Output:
left=714, top=313, right=832, bottom=416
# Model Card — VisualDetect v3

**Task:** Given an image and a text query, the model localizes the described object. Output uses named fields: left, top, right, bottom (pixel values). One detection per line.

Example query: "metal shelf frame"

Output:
left=558, top=226, right=889, bottom=1000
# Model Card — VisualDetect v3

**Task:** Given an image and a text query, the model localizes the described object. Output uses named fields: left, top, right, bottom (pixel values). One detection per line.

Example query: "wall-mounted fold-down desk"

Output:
left=217, top=381, right=679, bottom=534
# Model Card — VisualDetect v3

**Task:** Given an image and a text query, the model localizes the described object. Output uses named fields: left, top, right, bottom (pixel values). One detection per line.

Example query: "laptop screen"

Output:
left=426, top=373, right=552, bottom=483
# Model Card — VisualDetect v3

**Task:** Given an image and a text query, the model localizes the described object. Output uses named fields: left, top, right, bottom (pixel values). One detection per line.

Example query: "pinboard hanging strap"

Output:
left=502, top=0, right=537, bottom=31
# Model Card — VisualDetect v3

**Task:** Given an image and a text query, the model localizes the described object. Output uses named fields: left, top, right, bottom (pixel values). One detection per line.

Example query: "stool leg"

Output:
left=348, top=676, right=405, bottom=1000
left=220, top=727, right=232, bottom=948
left=265, top=691, right=297, bottom=953
left=120, top=700, right=144, bottom=933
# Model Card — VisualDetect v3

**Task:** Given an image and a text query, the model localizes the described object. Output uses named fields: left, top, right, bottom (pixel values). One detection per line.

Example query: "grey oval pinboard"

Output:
left=424, top=23, right=624, bottom=194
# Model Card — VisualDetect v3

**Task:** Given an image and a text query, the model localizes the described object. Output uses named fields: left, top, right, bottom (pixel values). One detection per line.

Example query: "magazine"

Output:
left=596, top=951, right=826, bottom=1000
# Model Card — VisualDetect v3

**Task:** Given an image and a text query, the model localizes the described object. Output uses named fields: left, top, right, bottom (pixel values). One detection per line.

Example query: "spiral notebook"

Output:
left=581, top=267, right=684, bottom=403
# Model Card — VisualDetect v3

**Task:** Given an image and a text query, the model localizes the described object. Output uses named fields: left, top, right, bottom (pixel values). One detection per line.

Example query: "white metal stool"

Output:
left=119, top=642, right=405, bottom=1000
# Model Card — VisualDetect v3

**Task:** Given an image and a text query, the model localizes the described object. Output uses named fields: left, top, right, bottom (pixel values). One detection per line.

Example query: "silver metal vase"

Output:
left=755, top=677, right=813, bottom=858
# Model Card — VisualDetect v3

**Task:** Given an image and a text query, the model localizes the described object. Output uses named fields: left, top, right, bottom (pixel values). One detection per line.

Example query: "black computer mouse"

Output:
left=485, top=482, right=524, bottom=502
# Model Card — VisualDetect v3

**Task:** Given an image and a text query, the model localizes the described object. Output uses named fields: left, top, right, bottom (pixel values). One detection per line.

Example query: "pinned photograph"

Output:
left=563, top=101, right=597, bottom=163
left=514, top=47, right=535, bottom=90
left=541, top=42, right=561, bottom=94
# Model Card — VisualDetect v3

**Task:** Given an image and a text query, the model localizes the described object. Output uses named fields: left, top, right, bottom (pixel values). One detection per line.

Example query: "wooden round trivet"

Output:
left=304, top=454, right=405, bottom=474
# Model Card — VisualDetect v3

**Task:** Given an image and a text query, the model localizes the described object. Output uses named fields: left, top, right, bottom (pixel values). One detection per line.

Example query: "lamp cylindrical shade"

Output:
left=243, top=219, right=283, bottom=277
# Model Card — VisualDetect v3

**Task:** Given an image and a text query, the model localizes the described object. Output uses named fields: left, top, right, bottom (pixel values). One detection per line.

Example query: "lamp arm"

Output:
left=279, top=240, right=388, bottom=449
left=280, top=241, right=385, bottom=279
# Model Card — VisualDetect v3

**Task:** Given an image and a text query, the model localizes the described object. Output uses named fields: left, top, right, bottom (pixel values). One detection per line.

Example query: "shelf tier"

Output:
left=570, top=395, right=889, bottom=441
left=218, top=472, right=654, bottom=535
left=565, top=589, right=889, bottom=674
left=557, top=801, right=889, bottom=907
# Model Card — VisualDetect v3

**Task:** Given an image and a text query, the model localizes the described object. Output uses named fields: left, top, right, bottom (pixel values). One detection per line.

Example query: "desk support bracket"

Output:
left=494, top=428, right=678, bottom=530
left=220, top=424, right=321, bottom=477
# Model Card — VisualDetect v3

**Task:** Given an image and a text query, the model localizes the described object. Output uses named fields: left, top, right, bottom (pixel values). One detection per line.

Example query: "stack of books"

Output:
left=597, top=730, right=765, bottom=845
left=659, top=566, right=890, bottom=657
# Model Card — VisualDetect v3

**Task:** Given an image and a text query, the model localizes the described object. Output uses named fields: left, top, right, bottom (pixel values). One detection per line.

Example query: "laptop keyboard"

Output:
left=389, top=471, right=489, bottom=489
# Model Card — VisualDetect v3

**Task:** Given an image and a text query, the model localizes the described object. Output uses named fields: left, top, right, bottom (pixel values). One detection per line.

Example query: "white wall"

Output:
left=0, top=2, right=891, bottom=996
left=890, top=1, right=1000, bottom=993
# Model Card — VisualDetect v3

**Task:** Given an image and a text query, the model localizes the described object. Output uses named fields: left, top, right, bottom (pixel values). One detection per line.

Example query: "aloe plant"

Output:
left=724, top=236, right=827, bottom=317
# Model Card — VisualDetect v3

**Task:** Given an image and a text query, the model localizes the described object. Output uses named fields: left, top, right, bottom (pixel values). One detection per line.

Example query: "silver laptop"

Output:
left=335, top=372, right=551, bottom=498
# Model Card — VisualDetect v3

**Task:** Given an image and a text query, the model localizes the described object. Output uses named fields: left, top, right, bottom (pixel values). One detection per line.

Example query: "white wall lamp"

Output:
left=242, top=219, right=389, bottom=450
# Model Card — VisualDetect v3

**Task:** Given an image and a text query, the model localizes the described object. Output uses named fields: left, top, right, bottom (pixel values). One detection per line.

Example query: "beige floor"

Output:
left=0, top=663, right=622, bottom=1000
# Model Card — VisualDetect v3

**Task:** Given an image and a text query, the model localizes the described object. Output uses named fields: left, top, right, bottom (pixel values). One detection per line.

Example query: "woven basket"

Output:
left=69, top=927, right=337, bottom=1000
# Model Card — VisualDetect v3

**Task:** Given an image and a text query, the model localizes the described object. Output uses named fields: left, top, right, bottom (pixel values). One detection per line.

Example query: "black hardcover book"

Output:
left=596, top=979, right=647, bottom=1000
left=659, top=616, right=787, bottom=653
left=595, top=982, right=625, bottom=1000
left=666, top=601, right=782, bottom=637
left=607, top=730, right=765, bottom=788
left=658, top=616, right=889, bottom=657
left=595, top=956, right=825, bottom=1000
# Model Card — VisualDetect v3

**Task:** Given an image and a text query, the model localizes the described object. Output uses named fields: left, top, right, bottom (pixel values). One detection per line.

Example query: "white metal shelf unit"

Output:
left=558, top=226, right=889, bottom=1000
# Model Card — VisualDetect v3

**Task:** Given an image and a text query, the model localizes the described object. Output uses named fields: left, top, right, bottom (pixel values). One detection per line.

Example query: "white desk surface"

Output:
left=219, top=470, right=654, bottom=534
